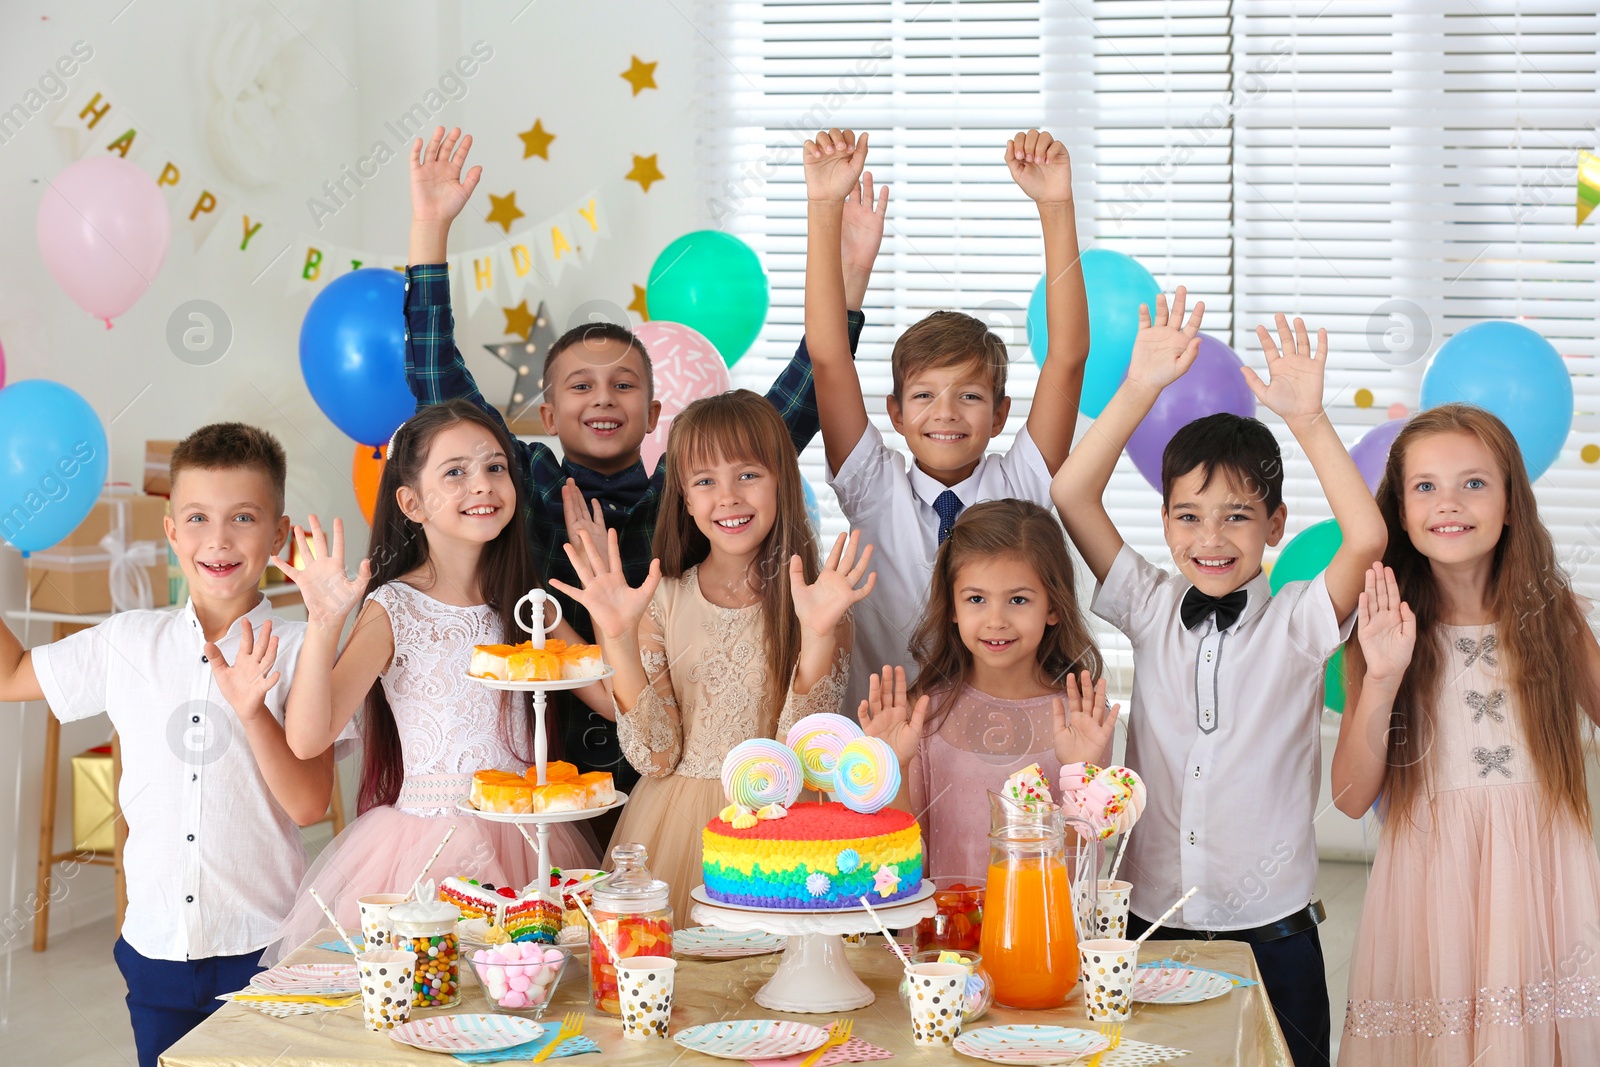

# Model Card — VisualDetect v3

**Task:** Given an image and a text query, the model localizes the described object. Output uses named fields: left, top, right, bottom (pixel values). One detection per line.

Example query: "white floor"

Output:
left=0, top=860, right=1372, bottom=1065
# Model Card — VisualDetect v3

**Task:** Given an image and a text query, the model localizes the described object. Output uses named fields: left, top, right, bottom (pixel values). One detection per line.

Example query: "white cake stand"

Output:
left=689, top=881, right=937, bottom=1014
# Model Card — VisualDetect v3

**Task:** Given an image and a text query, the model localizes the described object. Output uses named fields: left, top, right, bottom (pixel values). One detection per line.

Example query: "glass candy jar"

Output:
left=388, top=898, right=462, bottom=1008
left=588, top=843, right=673, bottom=1014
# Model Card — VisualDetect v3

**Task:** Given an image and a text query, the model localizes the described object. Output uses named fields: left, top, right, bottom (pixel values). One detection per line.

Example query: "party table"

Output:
left=160, top=932, right=1291, bottom=1066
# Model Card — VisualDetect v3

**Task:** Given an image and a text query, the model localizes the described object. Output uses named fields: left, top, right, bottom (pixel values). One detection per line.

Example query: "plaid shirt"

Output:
left=403, top=264, right=863, bottom=783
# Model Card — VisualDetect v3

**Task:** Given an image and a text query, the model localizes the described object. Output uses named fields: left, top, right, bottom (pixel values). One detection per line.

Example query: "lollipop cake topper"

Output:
left=719, top=738, right=804, bottom=827
left=784, top=712, right=863, bottom=793
left=719, top=714, right=901, bottom=819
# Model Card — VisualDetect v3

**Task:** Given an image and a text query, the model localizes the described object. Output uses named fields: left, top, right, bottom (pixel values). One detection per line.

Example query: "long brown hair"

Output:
left=1346, top=403, right=1595, bottom=828
left=653, top=390, right=819, bottom=727
left=909, top=499, right=1105, bottom=730
left=356, top=399, right=543, bottom=814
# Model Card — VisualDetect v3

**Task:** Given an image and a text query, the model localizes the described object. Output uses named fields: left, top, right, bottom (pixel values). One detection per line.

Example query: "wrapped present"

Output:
left=143, top=440, right=178, bottom=497
left=71, top=745, right=116, bottom=854
left=25, top=490, right=171, bottom=615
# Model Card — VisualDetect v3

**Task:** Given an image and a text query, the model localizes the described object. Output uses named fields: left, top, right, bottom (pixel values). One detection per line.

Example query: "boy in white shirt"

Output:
left=1052, top=292, right=1387, bottom=1067
left=0, top=423, right=347, bottom=1067
left=802, top=127, right=1091, bottom=713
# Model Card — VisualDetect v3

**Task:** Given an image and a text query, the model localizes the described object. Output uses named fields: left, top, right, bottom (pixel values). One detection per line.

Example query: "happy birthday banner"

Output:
left=50, top=82, right=607, bottom=306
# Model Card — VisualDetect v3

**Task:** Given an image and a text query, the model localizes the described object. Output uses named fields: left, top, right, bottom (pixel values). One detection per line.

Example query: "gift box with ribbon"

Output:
left=25, top=490, right=171, bottom=615
left=71, top=744, right=116, bottom=854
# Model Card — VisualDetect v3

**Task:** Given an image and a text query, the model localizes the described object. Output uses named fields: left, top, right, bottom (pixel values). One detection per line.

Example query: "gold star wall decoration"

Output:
left=621, top=56, right=657, bottom=96
left=485, top=191, right=526, bottom=232
left=518, top=119, right=555, bottom=160
left=502, top=299, right=537, bottom=340
left=486, top=302, right=556, bottom=432
left=627, top=284, right=649, bottom=321
left=626, top=154, right=664, bottom=193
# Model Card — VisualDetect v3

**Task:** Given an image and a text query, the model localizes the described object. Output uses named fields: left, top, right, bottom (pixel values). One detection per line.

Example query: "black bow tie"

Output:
left=1180, top=587, right=1249, bottom=632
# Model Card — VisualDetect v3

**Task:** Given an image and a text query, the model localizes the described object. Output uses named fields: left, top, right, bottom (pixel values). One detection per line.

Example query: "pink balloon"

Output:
left=635, top=321, right=729, bottom=469
left=36, top=157, right=170, bottom=328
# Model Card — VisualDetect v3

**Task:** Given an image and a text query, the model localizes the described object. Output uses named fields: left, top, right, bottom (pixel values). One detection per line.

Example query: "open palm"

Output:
left=1246, top=313, right=1328, bottom=423
left=858, top=665, right=928, bottom=766
left=789, top=531, right=876, bottom=638
left=410, top=126, right=482, bottom=224
left=1357, top=563, right=1415, bottom=683
left=271, top=515, right=370, bottom=627
left=548, top=529, right=660, bottom=642
left=1052, top=670, right=1119, bottom=765
left=1127, top=287, right=1204, bottom=391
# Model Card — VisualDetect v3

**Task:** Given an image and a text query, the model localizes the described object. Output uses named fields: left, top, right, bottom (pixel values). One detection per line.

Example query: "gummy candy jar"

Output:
left=898, top=949, right=994, bottom=1024
left=588, top=843, right=672, bottom=1015
left=914, top=876, right=984, bottom=952
left=388, top=897, right=462, bottom=1009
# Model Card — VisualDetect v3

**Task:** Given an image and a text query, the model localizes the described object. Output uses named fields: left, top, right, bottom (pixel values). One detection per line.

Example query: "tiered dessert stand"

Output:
left=461, top=589, right=624, bottom=897
left=689, top=881, right=937, bottom=1014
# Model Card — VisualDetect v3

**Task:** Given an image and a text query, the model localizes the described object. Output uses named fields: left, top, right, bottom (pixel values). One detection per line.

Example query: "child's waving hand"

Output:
left=1126, top=287, right=1205, bottom=392
left=789, top=530, right=877, bottom=637
left=410, top=125, right=482, bottom=224
left=1052, top=670, right=1120, bottom=765
left=549, top=529, right=661, bottom=642
left=859, top=665, right=929, bottom=767
left=804, top=128, right=870, bottom=203
left=272, top=515, right=371, bottom=627
left=1356, top=562, right=1416, bottom=685
left=205, top=619, right=281, bottom=721
left=1006, top=129, right=1073, bottom=205
left=1246, top=313, right=1330, bottom=424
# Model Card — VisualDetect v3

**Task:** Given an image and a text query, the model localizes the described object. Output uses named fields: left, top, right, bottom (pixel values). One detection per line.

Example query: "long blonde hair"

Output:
left=1346, top=403, right=1596, bottom=827
left=909, top=499, right=1104, bottom=730
left=654, top=390, right=819, bottom=725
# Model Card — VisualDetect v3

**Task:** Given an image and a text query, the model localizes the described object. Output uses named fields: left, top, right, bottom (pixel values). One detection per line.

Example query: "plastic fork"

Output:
left=798, top=1019, right=853, bottom=1067
left=531, top=1011, right=586, bottom=1063
left=1086, top=1021, right=1123, bottom=1066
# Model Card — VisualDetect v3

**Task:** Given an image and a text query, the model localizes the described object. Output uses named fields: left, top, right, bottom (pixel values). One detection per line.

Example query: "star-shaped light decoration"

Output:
left=486, top=301, right=556, bottom=434
left=485, top=191, right=526, bottom=233
left=620, top=56, right=657, bottom=96
left=518, top=119, right=555, bottom=160
left=627, top=283, right=649, bottom=321
left=873, top=864, right=900, bottom=898
left=626, top=154, right=664, bottom=193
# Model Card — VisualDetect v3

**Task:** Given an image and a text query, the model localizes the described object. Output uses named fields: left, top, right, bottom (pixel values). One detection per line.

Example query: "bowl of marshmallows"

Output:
left=465, top=942, right=570, bottom=1016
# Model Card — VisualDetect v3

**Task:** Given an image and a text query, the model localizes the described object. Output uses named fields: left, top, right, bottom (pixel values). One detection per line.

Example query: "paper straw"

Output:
left=308, top=887, right=361, bottom=955
left=1132, top=886, right=1199, bottom=948
left=857, top=895, right=913, bottom=973
left=1108, top=830, right=1132, bottom=884
left=407, top=824, right=456, bottom=900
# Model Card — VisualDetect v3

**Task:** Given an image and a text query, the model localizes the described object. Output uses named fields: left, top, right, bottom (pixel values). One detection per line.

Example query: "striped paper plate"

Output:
left=1132, top=966, right=1235, bottom=1004
left=952, top=1025, right=1110, bottom=1064
left=390, top=1014, right=545, bottom=1053
left=249, top=963, right=359, bottom=995
left=673, top=1020, right=830, bottom=1059
left=672, top=927, right=788, bottom=959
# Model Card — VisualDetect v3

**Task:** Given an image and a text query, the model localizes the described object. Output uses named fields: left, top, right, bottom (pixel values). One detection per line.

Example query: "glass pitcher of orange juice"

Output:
left=980, top=792, right=1080, bottom=1009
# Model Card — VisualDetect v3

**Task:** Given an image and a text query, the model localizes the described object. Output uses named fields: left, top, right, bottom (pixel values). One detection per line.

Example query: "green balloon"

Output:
left=646, top=231, right=769, bottom=367
left=1269, top=518, right=1348, bottom=713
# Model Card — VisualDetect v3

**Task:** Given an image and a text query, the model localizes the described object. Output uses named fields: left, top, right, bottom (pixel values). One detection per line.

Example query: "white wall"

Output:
left=0, top=0, right=698, bottom=952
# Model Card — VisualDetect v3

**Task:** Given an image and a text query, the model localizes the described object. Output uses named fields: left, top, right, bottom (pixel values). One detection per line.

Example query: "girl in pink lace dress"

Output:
left=1333, top=404, right=1600, bottom=1065
left=265, top=401, right=604, bottom=961
left=552, top=391, right=870, bottom=924
left=859, top=500, right=1118, bottom=879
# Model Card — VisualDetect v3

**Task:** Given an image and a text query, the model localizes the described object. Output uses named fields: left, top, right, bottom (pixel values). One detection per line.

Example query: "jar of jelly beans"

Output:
left=588, top=843, right=672, bottom=1015
left=388, top=898, right=462, bottom=1009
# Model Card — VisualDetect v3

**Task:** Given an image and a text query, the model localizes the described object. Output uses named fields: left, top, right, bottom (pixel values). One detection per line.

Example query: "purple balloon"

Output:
left=1350, top=417, right=1407, bottom=494
left=1127, top=333, right=1257, bottom=490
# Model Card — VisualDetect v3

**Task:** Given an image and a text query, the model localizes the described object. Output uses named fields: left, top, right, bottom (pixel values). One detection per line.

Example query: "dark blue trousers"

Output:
left=113, top=936, right=265, bottom=1067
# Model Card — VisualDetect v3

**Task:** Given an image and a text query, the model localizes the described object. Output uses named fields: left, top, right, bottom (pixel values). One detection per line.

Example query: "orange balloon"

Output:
left=352, top=445, right=386, bottom=524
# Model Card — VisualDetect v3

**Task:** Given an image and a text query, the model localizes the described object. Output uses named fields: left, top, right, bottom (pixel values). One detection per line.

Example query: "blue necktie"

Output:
left=933, top=490, right=963, bottom=545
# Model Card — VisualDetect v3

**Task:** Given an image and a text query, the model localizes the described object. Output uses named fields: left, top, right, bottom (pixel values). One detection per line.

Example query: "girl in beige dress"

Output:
left=1333, top=404, right=1600, bottom=1066
left=552, top=390, right=871, bottom=924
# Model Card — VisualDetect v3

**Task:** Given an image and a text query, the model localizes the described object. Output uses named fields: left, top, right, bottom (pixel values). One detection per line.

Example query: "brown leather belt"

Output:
left=1130, top=899, right=1326, bottom=945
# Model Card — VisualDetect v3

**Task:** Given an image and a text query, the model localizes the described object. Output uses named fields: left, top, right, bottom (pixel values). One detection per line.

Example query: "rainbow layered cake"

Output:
left=439, top=877, right=559, bottom=944
left=702, top=800, right=922, bottom=909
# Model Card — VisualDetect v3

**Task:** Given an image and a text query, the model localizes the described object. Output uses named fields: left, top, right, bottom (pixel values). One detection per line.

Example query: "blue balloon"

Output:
left=0, top=380, right=109, bottom=555
left=1028, top=248, right=1161, bottom=418
left=299, top=269, right=416, bottom=447
left=1419, top=320, right=1573, bottom=481
left=802, top=477, right=822, bottom=537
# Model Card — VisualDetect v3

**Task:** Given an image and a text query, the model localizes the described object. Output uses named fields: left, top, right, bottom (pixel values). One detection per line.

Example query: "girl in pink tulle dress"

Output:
left=858, top=500, right=1118, bottom=879
left=1332, top=404, right=1600, bottom=1065
left=264, top=401, right=603, bottom=962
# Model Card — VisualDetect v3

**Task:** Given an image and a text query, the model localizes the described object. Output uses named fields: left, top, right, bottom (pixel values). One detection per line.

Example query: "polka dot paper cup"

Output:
left=615, top=956, right=676, bottom=1040
left=356, top=949, right=416, bottom=1032
left=1094, top=879, right=1132, bottom=940
left=357, top=893, right=407, bottom=949
left=906, top=961, right=965, bottom=1047
left=1079, top=938, right=1139, bottom=1023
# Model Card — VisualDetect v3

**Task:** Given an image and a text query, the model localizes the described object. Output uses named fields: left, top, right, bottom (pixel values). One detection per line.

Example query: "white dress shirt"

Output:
left=1092, top=543, right=1354, bottom=932
left=33, top=596, right=353, bottom=962
left=827, top=421, right=1055, bottom=717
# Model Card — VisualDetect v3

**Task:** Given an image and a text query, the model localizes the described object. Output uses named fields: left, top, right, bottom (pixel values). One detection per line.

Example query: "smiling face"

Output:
left=165, top=467, right=291, bottom=607
left=1162, top=465, right=1287, bottom=595
left=680, top=450, right=779, bottom=564
left=951, top=554, right=1059, bottom=679
left=539, top=338, right=661, bottom=475
left=1398, top=430, right=1508, bottom=566
left=886, top=359, right=1011, bottom=485
left=395, top=422, right=515, bottom=544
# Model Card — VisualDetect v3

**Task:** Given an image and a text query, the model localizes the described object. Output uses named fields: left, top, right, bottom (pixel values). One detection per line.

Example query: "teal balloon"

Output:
left=0, top=380, right=109, bottom=555
left=1419, top=320, right=1572, bottom=481
left=1027, top=248, right=1160, bottom=417
left=802, top=478, right=821, bottom=537
left=647, top=231, right=769, bottom=367
left=1269, top=518, right=1347, bottom=713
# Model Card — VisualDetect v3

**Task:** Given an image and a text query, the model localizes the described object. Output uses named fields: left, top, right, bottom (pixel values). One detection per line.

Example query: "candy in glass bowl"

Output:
left=915, top=876, right=984, bottom=952
left=465, top=942, right=570, bottom=1016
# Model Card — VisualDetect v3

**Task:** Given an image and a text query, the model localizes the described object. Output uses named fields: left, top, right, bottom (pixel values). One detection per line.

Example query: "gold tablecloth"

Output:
left=161, top=933, right=1291, bottom=1066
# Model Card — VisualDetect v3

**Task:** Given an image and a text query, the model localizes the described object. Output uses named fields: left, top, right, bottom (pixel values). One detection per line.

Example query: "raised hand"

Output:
left=548, top=529, right=661, bottom=642
left=206, top=619, right=281, bottom=722
left=1006, top=129, right=1073, bottom=204
left=789, top=530, right=877, bottom=638
left=803, top=128, right=870, bottom=203
left=840, top=170, right=890, bottom=287
left=561, top=479, right=608, bottom=558
left=1127, top=287, right=1204, bottom=391
left=858, top=665, right=929, bottom=766
left=271, top=515, right=371, bottom=627
left=1051, top=670, right=1121, bottom=765
left=1245, top=313, right=1329, bottom=424
left=410, top=126, right=482, bottom=224
left=1356, top=563, right=1415, bottom=686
